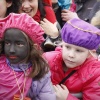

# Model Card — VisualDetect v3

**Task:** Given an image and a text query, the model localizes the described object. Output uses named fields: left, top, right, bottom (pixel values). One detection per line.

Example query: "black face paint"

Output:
left=4, top=28, right=29, bottom=64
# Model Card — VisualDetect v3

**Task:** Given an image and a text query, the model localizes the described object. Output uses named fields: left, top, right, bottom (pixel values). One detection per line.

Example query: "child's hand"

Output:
left=40, top=18, right=59, bottom=38
left=53, top=84, right=69, bottom=100
left=61, top=9, right=79, bottom=22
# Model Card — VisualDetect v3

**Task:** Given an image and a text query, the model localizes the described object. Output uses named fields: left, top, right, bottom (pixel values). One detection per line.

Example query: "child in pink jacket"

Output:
left=0, top=13, right=56, bottom=100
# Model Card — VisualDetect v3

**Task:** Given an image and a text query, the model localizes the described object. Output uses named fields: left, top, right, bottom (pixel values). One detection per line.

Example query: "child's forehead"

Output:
left=62, top=41, right=88, bottom=50
left=4, top=28, right=27, bottom=39
left=5, top=28, right=23, bottom=35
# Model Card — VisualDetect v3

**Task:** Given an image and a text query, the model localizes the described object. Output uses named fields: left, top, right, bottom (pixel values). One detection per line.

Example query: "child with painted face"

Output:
left=43, top=18, right=100, bottom=100
left=0, top=13, right=56, bottom=100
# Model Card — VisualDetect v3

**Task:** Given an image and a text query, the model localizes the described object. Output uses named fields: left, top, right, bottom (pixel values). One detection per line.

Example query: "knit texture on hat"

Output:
left=0, top=13, right=45, bottom=46
left=61, top=18, right=100, bottom=50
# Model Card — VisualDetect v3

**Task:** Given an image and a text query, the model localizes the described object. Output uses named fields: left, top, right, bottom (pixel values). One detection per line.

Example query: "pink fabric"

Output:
left=69, top=0, right=76, bottom=12
left=0, top=56, right=32, bottom=100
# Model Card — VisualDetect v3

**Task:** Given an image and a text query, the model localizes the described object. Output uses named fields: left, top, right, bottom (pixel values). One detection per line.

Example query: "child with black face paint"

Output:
left=0, top=13, right=56, bottom=100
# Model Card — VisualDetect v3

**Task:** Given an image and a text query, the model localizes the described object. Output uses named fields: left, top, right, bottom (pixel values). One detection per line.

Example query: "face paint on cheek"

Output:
left=4, top=28, right=30, bottom=64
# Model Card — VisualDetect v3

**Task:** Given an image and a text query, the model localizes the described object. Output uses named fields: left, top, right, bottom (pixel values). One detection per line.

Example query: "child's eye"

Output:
left=16, top=43, right=24, bottom=47
left=76, top=49, right=83, bottom=52
left=66, top=46, right=71, bottom=49
left=5, top=41, right=10, bottom=45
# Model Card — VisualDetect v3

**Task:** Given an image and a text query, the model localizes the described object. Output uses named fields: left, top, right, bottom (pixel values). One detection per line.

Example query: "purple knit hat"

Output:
left=61, top=18, right=100, bottom=50
left=0, top=13, right=45, bottom=46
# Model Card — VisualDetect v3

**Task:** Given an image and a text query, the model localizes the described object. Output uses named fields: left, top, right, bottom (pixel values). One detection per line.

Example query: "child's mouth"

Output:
left=9, top=56, right=17, bottom=59
left=66, top=59, right=75, bottom=64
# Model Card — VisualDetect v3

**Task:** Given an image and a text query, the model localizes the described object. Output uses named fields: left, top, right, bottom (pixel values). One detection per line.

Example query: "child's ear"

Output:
left=7, top=2, right=12, bottom=8
left=88, top=50, right=98, bottom=59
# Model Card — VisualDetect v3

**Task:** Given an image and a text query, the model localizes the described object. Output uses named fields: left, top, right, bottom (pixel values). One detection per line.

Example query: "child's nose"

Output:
left=9, top=44, right=15, bottom=53
left=68, top=51, right=75, bottom=58
left=22, top=1, right=30, bottom=8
